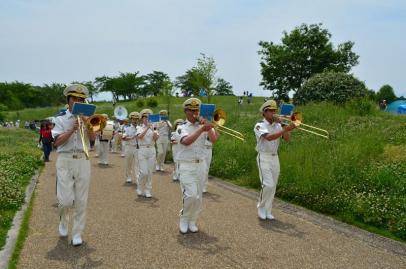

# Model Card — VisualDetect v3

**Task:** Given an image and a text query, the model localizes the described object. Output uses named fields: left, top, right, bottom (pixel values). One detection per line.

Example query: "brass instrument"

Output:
left=279, top=112, right=329, bottom=139
left=86, top=114, right=107, bottom=132
left=212, top=109, right=245, bottom=141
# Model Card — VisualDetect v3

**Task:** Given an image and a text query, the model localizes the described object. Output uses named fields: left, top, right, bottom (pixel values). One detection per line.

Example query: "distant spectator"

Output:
left=24, top=121, right=29, bottom=128
left=247, top=93, right=253, bottom=104
left=379, top=100, right=387, bottom=110
left=39, top=121, right=53, bottom=162
left=15, top=120, right=20, bottom=128
left=176, top=92, right=179, bottom=98
left=238, top=96, right=244, bottom=105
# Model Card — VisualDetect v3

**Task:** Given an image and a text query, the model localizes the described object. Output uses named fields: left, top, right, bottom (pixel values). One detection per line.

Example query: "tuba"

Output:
left=114, top=105, right=128, bottom=120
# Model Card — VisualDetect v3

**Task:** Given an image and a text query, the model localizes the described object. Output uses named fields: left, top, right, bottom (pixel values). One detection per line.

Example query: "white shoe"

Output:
left=144, top=191, right=152, bottom=198
left=58, top=222, right=68, bottom=237
left=71, top=234, right=83, bottom=246
left=126, top=178, right=132, bottom=183
left=258, top=207, right=267, bottom=220
left=136, top=189, right=143, bottom=196
left=156, top=165, right=160, bottom=171
left=179, top=219, right=188, bottom=234
left=202, top=188, right=207, bottom=193
left=159, top=166, right=165, bottom=171
left=188, top=222, right=199, bottom=233
left=266, top=213, right=275, bottom=220
left=121, top=154, right=125, bottom=157
left=103, top=161, right=108, bottom=165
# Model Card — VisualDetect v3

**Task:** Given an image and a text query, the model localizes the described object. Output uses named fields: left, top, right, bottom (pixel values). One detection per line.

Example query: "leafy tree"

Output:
left=258, top=23, right=359, bottom=100
left=175, top=53, right=218, bottom=100
left=144, top=71, right=171, bottom=96
left=294, top=71, right=367, bottom=105
left=214, top=78, right=234, bottom=96
left=376, top=84, right=397, bottom=103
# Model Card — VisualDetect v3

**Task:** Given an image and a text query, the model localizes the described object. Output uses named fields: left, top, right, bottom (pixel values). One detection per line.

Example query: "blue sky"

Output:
left=1, top=0, right=405, bottom=100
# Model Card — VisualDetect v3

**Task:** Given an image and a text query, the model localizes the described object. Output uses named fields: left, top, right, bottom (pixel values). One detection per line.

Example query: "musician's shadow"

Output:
left=122, top=182, right=137, bottom=188
left=258, top=219, right=306, bottom=238
left=46, top=237, right=103, bottom=268
left=203, top=192, right=222, bottom=203
left=94, top=163, right=113, bottom=169
left=177, top=231, right=230, bottom=256
left=135, top=196, right=159, bottom=208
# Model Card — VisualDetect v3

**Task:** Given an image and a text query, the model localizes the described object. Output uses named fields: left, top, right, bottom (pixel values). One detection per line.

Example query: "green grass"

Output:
left=7, top=192, right=35, bottom=269
left=0, top=128, right=42, bottom=251
left=4, top=96, right=406, bottom=242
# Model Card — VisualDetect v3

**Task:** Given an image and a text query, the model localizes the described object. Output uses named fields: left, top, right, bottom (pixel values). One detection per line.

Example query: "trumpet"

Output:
left=211, top=109, right=245, bottom=141
left=277, top=112, right=329, bottom=139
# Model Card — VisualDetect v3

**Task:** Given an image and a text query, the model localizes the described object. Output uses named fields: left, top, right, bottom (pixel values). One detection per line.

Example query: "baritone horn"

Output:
left=279, top=112, right=329, bottom=139
left=212, top=109, right=245, bottom=141
left=86, top=114, right=107, bottom=132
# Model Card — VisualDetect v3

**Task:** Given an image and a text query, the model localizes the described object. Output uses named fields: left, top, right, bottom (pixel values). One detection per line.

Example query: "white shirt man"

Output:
left=52, top=84, right=95, bottom=246
left=136, top=109, right=158, bottom=198
left=254, top=100, right=296, bottom=221
left=176, top=98, right=218, bottom=234
left=123, top=113, right=140, bottom=183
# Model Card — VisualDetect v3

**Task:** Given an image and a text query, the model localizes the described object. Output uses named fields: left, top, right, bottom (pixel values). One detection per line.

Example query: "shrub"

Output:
left=347, top=98, right=376, bottom=116
left=136, top=99, right=144, bottom=107
left=294, top=71, right=367, bottom=105
left=146, top=98, right=158, bottom=108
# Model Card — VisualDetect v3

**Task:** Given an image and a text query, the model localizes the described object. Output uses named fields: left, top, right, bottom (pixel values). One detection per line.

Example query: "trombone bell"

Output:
left=212, top=108, right=245, bottom=141
left=86, top=114, right=107, bottom=132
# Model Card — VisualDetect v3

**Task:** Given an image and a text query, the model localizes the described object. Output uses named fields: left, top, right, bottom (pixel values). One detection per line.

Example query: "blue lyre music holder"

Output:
left=199, top=104, right=216, bottom=121
left=280, top=104, right=294, bottom=116
left=71, top=103, right=96, bottom=117
left=160, top=115, right=169, bottom=121
left=148, top=114, right=161, bottom=123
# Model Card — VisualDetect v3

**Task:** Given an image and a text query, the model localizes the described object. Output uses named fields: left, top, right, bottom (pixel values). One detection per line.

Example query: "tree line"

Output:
left=0, top=54, right=234, bottom=112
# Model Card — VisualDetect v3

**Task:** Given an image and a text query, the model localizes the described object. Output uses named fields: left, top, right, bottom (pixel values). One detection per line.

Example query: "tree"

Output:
left=214, top=78, right=234, bottom=95
left=175, top=54, right=218, bottom=100
left=144, top=71, right=171, bottom=96
left=376, top=84, right=397, bottom=103
left=294, top=71, right=367, bottom=105
left=258, top=23, right=359, bottom=100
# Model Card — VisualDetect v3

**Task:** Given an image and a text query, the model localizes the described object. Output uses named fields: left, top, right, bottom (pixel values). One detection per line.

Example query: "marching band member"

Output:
left=155, top=110, right=172, bottom=171
left=136, top=109, right=159, bottom=198
left=170, top=119, right=184, bottom=181
left=254, top=100, right=296, bottom=220
left=176, top=98, right=218, bottom=234
left=51, top=84, right=96, bottom=246
left=120, top=118, right=129, bottom=157
left=123, top=112, right=140, bottom=183
left=98, top=114, right=111, bottom=166
left=111, top=118, right=121, bottom=153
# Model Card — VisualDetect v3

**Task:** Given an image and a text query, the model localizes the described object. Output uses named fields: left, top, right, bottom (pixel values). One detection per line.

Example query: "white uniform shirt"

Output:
left=52, top=110, right=89, bottom=153
left=136, top=124, right=157, bottom=146
left=254, top=118, right=282, bottom=154
left=123, top=124, right=138, bottom=146
left=175, top=120, right=208, bottom=161
left=155, top=121, right=171, bottom=138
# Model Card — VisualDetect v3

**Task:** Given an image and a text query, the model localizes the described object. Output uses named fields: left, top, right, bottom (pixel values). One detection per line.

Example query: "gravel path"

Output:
left=18, top=151, right=406, bottom=269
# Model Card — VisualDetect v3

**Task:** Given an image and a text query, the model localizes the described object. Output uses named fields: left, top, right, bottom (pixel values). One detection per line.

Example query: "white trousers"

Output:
left=94, top=136, right=100, bottom=156
left=99, top=141, right=109, bottom=164
left=179, top=161, right=206, bottom=222
left=156, top=136, right=169, bottom=169
left=137, top=147, right=155, bottom=193
left=256, top=153, right=280, bottom=214
left=56, top=153, right=91, bottom=237
left=172, top=145, right=179, bottom=180
left=125, top=145, right=138, bottom=180
left=202, top=147, right=212, bottom=190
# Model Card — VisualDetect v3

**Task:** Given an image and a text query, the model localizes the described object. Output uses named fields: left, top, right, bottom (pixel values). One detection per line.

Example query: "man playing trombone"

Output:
left=51, top=84, right=96, bottom=246
left=254, top=100, right=296, bottom=221
left=175, top=98, right=218, bottom=234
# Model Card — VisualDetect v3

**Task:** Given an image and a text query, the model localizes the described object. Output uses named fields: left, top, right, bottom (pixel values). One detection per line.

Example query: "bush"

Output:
left=347, top=98, right=376, bottom=116
left=146, top=98, right=158, bottom=108
left=294, top=71, right=367, bottom=105
left=136, top=99, right=144, bottom=107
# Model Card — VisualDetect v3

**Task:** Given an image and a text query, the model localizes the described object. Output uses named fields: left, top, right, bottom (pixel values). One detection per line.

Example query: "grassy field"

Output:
left=0, top=129, right=42, bottom=251
left=4, top=95, right=406, bottom=241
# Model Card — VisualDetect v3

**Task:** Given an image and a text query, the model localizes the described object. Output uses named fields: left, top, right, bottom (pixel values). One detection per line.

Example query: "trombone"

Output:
left=211, top=109, right=245, bottom=141
left=278, top=112, right=329, bottom=139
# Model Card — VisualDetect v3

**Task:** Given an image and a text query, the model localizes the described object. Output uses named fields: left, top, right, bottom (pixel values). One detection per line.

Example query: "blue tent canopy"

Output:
left=385, top=100, right=406, bottom=114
